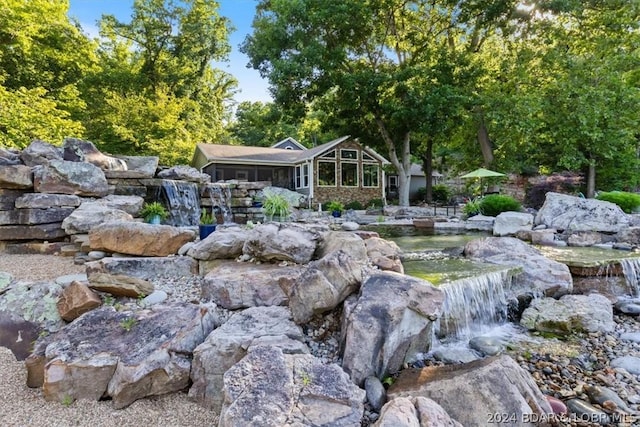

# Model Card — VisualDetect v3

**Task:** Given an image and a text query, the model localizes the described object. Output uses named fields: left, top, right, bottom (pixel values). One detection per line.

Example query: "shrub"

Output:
left=596, top=191, right=640, bottom=213
left=325, top=200, right=344, bottom=213
left=262, top=193, right=291, bottom=219
left=344, top=200, right=364, bottom=210
left=462, top=197, right=482, bottom=218
left=432, top=184, right=451, bottom=203
left=415, top=187, right=427, bottom=202
left=479, top=195, right=522, bottom=217
left=367, top=198, right=384, bottom=208
left=140, top=202, right=169, bottom=223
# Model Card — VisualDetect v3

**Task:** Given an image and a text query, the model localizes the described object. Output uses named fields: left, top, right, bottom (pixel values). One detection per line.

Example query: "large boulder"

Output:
left=365, top=236, right=404, bottom=274
left=262, top=186, right=305, bottom=208
left=86, top=256, right=197, bottom=298
left=219, top=346, right=365, bottom=427
left=388, top=355, right=553, bottom=427
left=0, top=280, right=64, bottom=333
left=189, top=306, right=305, bottom=411
left=316, top=231, right=367, bottom=261
left=26, top=303, right=218, bottom=409
left=20, top=139, right=63, bottom=166
left=0, top=207, right=75, bottom=225
left=14, top=193, right=81, bottom=209
left=62, top=138, right=127, bottom=171
left=464, top=237, right=572, bottom=298
left=0, top=165, right=32, bottom=189
left=56, top=280, right=102, bottom=322
left=342, top=272, right=444, bottom=386
left=288, top=250, right=365, bottom=324
left=157, top=165, right=210, bottom=183
left=535, top=192, right=628, bottom=233
left=201, top=261, right=303, bottom=309
left=94, top=195, right=145, bottom=216
left=89, top=221, right=196, bottom=256
left=520, top=294, right=614, bottom=334
left=375, top=397, right=463, bottom=427
left=33, top=159, right=109, bottom=196
left=0, top=147, right=22, bottom=165
left=62, top=201, right=134, bottom=235
left=493, top=212, right=534, bottom=237
left=243, top=223, right=322, bottom=264
left=0, top=310, right=41, bottom=361
left=187, top=226, right=250, bottom=260
left=104, top=156, right=158, bottom=179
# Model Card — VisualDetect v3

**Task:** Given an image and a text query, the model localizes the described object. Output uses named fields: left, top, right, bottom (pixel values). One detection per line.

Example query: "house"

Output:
left=387, top=164, right=443, bottom=201
left=192, top=136, right=389, bottom=207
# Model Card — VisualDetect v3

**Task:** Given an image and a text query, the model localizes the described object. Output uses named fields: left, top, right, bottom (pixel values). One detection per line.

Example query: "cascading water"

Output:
left=158, top=180, right=200, bottom=226
left=437, top=268, right=515, bottom=341
left=204, top=184, right=234, bottom=224
left=619, top=258, right=640, bottom=297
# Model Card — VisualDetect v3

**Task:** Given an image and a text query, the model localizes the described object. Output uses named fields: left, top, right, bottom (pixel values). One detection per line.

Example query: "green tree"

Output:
left=0, top=0, right=95, bottom=147
left=81, top=0, right=237, bottom=164
left=475, top=0, right=640, bottom=195
left=243, top=0, right=537, bottom=206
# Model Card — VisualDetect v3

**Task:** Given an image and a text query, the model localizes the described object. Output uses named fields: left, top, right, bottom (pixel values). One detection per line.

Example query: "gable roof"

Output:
left=271, top=137, right=307, bottom=151
left=195, top=143, right=302, bottom=166
left=195, top=136, right=390, bottom=169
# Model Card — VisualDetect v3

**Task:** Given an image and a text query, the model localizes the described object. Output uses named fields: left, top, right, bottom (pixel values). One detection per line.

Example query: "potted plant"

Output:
left=199, top=208, right=217, bottom=240
left=262, top=193, right=291, bottom=222
left=140, top=201, right=169, bottom=224
left=252, top=194, right=263, bottom=208
left=325, top=201, right=344, bottom=218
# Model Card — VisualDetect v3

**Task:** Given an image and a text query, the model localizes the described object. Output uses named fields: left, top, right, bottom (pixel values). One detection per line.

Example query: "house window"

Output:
left=295, top=164, right=309, bottom=188
left=363, top=152, right=375, bottom=162
left=341, top=149, right=358, bottom=160
left=388, top=175, right=398, bottom=189
left=363, top=164, right=379, bottom=187
left=341, top=162, right=358, bottom=187
left=318, top=161, right=336, bottom=186
left=236, top=170, right=249, bottom=181
left=320, top=150, right=336, bottom=158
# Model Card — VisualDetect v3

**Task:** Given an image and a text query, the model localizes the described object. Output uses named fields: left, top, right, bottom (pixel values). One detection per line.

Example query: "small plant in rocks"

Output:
left=120, top=317, right=137, bottom=332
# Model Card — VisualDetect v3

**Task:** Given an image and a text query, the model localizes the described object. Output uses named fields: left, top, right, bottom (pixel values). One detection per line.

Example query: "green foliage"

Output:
left=119, top=317, right=137, bottom=332
left=262, top=193, right=291, bottom=220
left=432, top=185, right=452, bottom=204
left=140, top=202, right=169, bottom=222
left=103, top=295, right=115, bottom=306
left=325, top=201, right=344, bottom=213
left=596, top=191, right=640, bottom=214
left=462, top=198, right=483, bottom=218
left=367, top=199, right=384, bottom=209
left=344, top=200, right=364, bottom=210
left=416, top=184, right=451, bottom=204
left=61, top=394, right=74, bottom=407
left=479, top=195, right=522, bottom=217
left=200, top=208, right=216, bottom=224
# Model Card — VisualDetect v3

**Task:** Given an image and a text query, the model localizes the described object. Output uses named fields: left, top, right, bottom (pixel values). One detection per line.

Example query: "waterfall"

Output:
left=158, top=180, right=200, bottom=226
left=205, top=184, right=234, bottom=224
left=437, top=269, right=515, bottom=340
left=620, top=258, right=640, bottom=297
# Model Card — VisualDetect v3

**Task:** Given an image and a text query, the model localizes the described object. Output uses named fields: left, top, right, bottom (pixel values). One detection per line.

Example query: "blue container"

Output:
left=199, top=224, right=216, bottom=240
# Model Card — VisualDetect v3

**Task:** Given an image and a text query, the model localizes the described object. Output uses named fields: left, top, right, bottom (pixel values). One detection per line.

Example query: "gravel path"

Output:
left=0, top=254, right=220, bottom=427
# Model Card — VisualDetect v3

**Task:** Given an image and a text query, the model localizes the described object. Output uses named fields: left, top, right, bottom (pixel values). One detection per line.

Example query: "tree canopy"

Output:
left=0, top=0, right=238, bottom=165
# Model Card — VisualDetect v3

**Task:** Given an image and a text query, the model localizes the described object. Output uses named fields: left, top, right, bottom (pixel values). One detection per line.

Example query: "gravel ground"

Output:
left=0, top=254, right=220, bottom=427
left=0, top=254, right=85, bottom=282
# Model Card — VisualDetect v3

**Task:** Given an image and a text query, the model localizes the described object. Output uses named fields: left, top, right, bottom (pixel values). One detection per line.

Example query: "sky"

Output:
left=66, top=0, right=272, bottom=104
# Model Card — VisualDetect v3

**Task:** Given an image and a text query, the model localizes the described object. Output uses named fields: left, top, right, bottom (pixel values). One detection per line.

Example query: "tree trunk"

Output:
left=477, top=113, right=494, bottom=166
left=586, top=161, right=596, bottom=198
left=375, top=119, right=412, bottom=206
left=422, top=139, right=434, bottom=203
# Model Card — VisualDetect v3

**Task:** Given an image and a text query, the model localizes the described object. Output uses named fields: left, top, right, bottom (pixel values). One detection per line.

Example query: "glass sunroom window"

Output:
left=318, top=161, right=336, bottom=186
